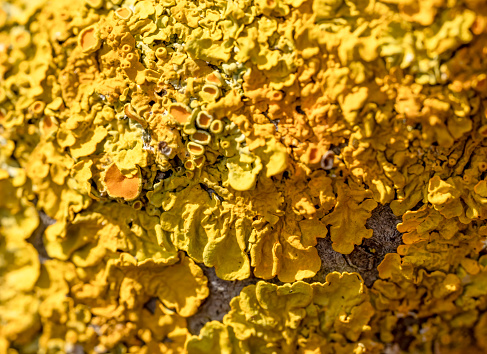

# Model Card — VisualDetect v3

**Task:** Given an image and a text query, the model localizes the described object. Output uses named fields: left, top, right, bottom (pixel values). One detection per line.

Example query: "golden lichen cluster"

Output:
left=1, top=0, right=487, bottom=352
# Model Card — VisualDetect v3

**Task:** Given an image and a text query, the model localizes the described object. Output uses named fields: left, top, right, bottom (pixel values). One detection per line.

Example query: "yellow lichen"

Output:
left=2, top=0, right=487, bottom=352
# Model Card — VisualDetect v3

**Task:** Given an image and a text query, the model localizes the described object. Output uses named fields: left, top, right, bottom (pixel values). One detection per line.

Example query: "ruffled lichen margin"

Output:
left=1, top=0, right=487, bottom=352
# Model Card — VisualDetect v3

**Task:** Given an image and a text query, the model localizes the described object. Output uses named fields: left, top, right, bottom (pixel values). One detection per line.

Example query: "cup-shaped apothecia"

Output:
left=190, top=130, right=211, bottom=145
left=79, top=26, right=101, bottom=54
left=102, top=163, right=142, bottom=201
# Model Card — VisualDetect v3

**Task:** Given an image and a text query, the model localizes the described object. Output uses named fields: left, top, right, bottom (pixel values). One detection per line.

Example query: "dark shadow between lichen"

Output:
left=187, top=204, right=403, bottom=334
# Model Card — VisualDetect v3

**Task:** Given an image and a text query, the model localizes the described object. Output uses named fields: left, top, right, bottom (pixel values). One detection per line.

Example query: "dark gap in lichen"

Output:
left=199, top=183, right=224, bottom=201
left=154, top=169, right=173, bottom=183
left=27, top=210, right=55, bottom=263
left=311, top=204, right=403, bottom=287
left=393, top=316, right=419, bottom=351
left=187, top=264, right=259, bottom=335
left=143, top=297, right=158, bottom=314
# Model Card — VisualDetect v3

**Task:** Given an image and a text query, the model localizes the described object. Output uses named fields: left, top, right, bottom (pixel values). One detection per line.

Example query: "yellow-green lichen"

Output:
left=2, top=0, right=487, bottom=352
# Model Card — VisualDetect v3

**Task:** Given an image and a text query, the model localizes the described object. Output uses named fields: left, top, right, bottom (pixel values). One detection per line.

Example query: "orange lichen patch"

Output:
left=479, top=125, right=487, bottom=137
left=78, top=26, right=101, bottom=54
left=187, top=142, right=205, bottom=156
left=103, top=163, right=141, bottom=201
left=169, top=104, right=192, bottom=124
left=0, top=108, right=6, bottom=125
left=30, top=101, right=45, bottom=115
left=13, top=30, right=31, bottom=48
left=191, top=130, right=211, bottom=145
left=41, top=116, right=56, bottom=135
left=5, top=0, right=487, bottom=352
left=115, top=7, right=132, bottom=20
left=199, top=84, right=220, bottom=102
left=121, top=44, right=132, bottom=53
left=193, top=156, right=205, bottom=168
left=202, top=85, right=218, bottom=96
left=155, top=47, right=168, bottom=60
left=478, top=161, right=487, bottom=172
left=132, top=200, right=143, bottom=210
left=196, top=111, right=213, bottom=129
left=301, top=144, right=323, bottom=165
left=206, top=72, right=222, bottom=86
left=184, top=160, right=195, bottom=170
left=209, top=119, right=224, bottom=134
left=308, top=147, right=321, bottom=165
left=268, top=90, right=283, bottom=101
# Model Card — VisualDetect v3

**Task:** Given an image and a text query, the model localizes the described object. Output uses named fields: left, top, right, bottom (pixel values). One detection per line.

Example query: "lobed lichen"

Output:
left=1, top=0, right=487, bottom=352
